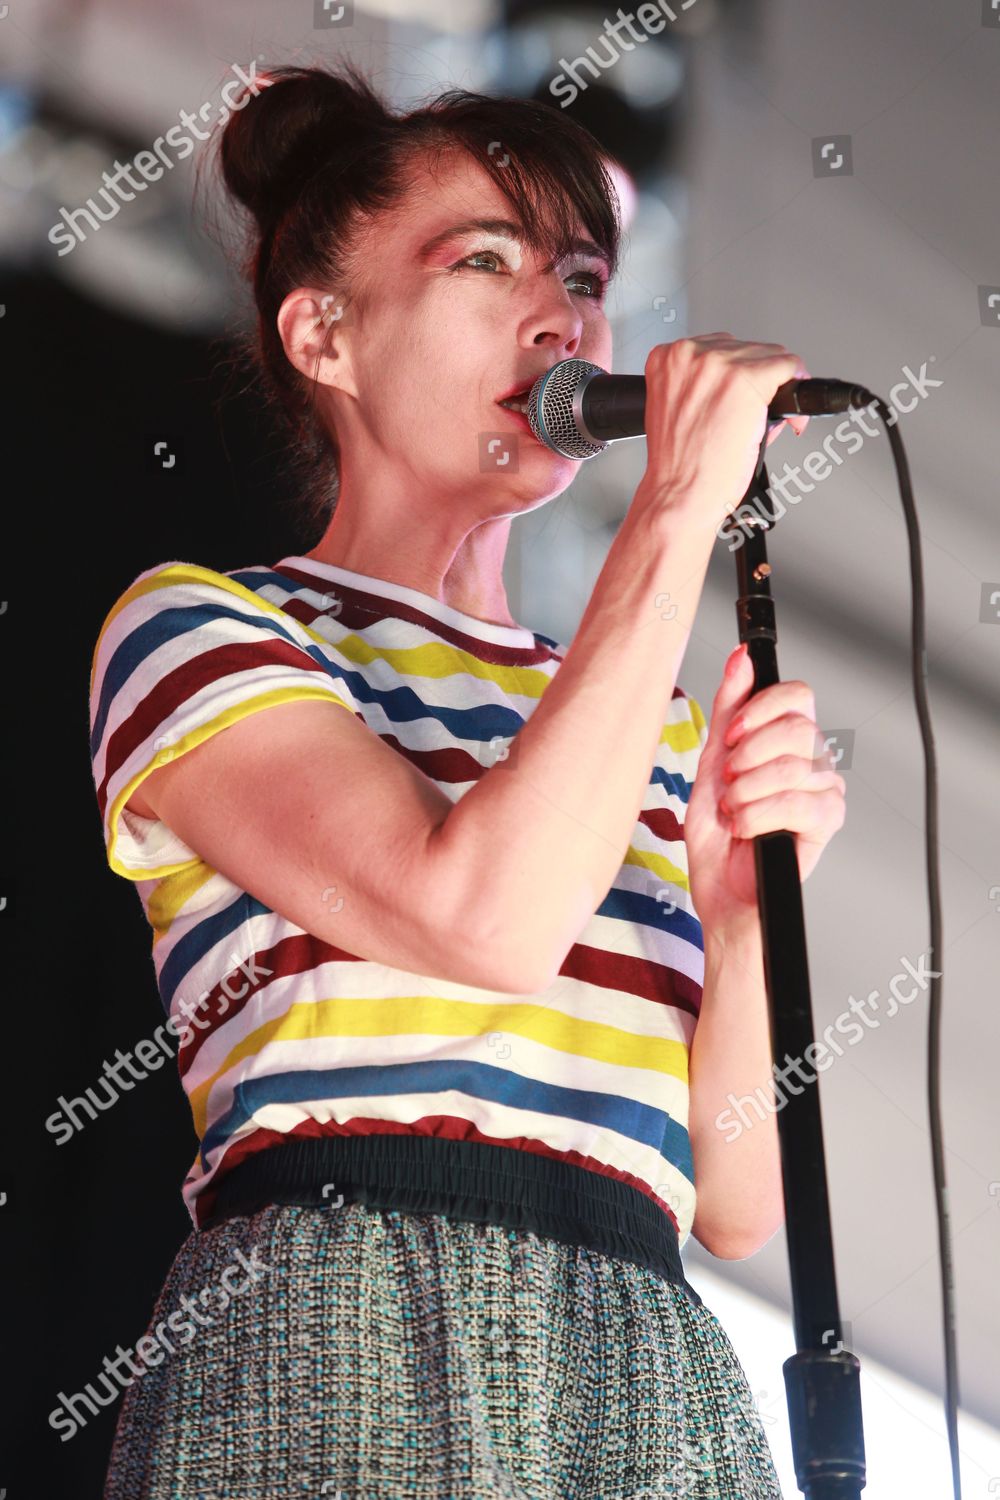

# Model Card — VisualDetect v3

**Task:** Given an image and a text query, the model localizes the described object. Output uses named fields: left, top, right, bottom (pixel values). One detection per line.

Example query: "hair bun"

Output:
left=220, top=62, right=386, bottom=228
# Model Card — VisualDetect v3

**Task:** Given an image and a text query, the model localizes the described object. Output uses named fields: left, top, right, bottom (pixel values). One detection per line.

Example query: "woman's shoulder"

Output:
left=89, top=557, right=345, bottom=721
left=106, top=558, right=286, bottom=613
left=93, top=559, right=311, bottom=660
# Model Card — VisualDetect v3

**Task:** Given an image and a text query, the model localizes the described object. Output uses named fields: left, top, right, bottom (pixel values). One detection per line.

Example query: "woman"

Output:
left=89, top=60, right=844, bottom=1499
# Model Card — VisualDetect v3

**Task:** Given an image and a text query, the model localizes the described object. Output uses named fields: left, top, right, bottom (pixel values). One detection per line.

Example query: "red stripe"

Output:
left=378, top=732, right=499, bottom=785
left=639, top=804, right=685, bottom=841
left=555, top=940, right=701, bottom=1017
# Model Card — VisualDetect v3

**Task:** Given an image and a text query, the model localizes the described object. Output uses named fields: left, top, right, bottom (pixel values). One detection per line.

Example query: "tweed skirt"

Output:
left=101, top=1201, right=784, bottom=1500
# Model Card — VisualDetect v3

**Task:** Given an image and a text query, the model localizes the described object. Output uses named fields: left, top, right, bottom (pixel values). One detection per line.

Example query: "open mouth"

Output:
left=496, top=381, right=536, bottom=415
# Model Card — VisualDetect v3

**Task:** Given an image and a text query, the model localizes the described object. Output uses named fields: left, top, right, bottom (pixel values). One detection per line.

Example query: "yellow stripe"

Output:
left=687, top=693, right=708, bottom=745
left=187, top=995, right=690, bottom=1136
left=106, top=685, right=354, bottom=880
left=659, top=712, right=702, bottom=754
left=330, top=633, right=554, bottom=698
left=147, top=862, right=219, bottom=944
left=622, top=844, right=690, bottom=890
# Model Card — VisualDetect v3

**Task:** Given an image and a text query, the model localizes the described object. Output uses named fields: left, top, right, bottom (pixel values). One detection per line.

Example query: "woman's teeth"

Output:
left=500, top=396, right=530, bottom=412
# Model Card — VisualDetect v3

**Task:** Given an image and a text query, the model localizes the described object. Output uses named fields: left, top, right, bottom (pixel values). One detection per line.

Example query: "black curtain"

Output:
left=2, top=269, right=304, bottom=1497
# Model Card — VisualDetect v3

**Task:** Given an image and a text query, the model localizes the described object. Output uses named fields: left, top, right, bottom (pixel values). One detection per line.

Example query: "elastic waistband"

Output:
left=199, top=1135, right=702, bottom=1308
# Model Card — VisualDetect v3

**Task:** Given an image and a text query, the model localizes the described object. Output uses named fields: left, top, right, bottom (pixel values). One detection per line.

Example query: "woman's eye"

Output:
left=456, top=250, right=507, bottom=272
left=451, top=252, right=607, bottom=299
left=565, top=271, right=608, bottom=299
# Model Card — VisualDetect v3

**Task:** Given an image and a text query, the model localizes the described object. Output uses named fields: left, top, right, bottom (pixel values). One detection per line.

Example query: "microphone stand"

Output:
left=731, top=428, right=867, bottom=1499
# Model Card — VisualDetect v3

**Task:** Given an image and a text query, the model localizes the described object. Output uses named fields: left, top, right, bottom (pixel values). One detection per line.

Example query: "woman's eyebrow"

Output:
left=417, top=216, right=611, bottom=272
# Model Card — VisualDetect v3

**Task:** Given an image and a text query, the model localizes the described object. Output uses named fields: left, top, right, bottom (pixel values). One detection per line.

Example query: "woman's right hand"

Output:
left=636, top=333, right=812, bottom=529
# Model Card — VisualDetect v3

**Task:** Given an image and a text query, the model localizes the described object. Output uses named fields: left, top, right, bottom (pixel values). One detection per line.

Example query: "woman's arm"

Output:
left=688, top=912, right=785, bottom=1259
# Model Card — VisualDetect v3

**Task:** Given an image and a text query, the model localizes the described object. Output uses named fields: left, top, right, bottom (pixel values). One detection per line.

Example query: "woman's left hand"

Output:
left=684, top=644, right=847, bottom=928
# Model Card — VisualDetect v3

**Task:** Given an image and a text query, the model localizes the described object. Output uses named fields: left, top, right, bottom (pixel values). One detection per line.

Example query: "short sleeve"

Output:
left=89, top=560, right=359, bottom=880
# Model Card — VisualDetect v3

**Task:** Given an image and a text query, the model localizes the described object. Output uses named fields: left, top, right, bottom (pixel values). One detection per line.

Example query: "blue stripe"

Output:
left=649, top=764, right=694, bottom=805
left=200, top=1061, right=694, bottom=1184
left=158, top=892, right=267, bottom=1015
left=597, top=887, right=704, bottom=951
left=532, top=630, right=563, bottom=654
left=343, top=675, right=528, bottom=741
left=227, top=567, right=303, bottom=592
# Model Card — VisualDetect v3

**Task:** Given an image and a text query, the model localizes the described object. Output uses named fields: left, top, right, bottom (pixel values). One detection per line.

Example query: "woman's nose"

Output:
left=519, top=282, right=584, bottom=355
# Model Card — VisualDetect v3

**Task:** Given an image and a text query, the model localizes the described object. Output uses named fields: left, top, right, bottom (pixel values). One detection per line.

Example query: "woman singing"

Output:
left=89, top=59, right=845, bottom=1500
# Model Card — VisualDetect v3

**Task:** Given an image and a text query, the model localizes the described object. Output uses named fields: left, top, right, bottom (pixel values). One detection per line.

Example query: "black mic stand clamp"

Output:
left=731, top=428, right=867, bottom=1499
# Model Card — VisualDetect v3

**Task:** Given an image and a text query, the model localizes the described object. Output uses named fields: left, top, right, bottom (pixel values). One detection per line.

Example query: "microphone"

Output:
left=526, top=357, right=876, bottom=460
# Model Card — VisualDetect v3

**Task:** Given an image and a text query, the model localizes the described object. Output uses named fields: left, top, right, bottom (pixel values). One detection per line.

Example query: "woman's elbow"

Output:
left=691, top=1212, right=784, bottom=1261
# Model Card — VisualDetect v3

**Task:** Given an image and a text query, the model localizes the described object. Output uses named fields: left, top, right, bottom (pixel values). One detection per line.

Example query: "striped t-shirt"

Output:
left=88, top=556, right=709, bottom=1244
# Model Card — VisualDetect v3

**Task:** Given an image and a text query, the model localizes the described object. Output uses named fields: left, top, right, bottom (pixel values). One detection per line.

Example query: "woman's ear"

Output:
left=277, top=287, right=358, bottom=396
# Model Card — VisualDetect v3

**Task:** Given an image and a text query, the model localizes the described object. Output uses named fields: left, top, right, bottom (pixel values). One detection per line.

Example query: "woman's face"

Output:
left=327, top=148, right=615, bottom=514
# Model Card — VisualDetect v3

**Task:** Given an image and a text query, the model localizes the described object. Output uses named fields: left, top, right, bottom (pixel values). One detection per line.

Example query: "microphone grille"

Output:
left=528, top=358, right=608, bottom=460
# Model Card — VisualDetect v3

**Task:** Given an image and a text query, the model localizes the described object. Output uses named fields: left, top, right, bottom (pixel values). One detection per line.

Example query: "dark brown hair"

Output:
left=206, top=60, right=624, bottom=544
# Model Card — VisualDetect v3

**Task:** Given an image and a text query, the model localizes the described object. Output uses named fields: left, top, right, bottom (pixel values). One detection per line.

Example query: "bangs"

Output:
left=404, top=91, right=623, bottom=283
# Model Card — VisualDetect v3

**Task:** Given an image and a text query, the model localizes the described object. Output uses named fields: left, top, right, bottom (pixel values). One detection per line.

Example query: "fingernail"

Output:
left=725, top=643, right=748, bottom=678
left=724, top=715, right=746, bottom=746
